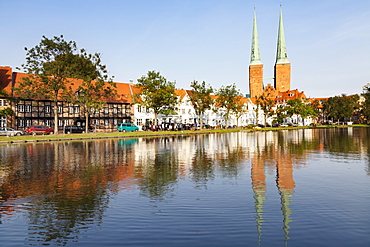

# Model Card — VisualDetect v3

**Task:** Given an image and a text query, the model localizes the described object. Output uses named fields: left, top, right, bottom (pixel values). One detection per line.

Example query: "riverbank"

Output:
left=0, top=125, right=367, bottom=144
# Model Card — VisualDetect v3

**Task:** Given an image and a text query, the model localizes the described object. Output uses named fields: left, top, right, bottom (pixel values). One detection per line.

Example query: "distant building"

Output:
left=249, top=8, right=301, bottom=100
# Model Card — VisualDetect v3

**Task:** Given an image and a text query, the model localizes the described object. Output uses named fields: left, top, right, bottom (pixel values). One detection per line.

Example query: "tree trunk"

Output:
left=199, top=113, right=203, bottom=129
left=85, top=110, right=89, bottom=133
left=154, top=112, right=158, bottom=126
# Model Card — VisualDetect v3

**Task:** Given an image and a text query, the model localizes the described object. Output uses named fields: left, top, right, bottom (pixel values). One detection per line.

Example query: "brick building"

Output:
left=0, top=66, right=134, bottom=131
left=249, top=8, right=302, bottom=100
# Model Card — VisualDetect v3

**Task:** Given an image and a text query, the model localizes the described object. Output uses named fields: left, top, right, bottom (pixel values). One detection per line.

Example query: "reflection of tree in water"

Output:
left=357, top=128, right=370, bottom=175
left=25, top=173, right=110, bottom=245
left=216, top=133, right=245, bottom=178
left=0, top=140, right=135, bottom=245
left=321, top=128, right=361, bottom=157
left=136, top=138, right=179, bottom=200
left=190, top=135, right=215, bottom=189
left=277, top=131, right=319, bottom=157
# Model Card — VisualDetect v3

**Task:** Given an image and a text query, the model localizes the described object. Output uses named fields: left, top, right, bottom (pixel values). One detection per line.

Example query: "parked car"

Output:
left=64, top=126, right=85, bottom=134
left=26, top=125, right=54, bottom=135
left=117, top=123, right=139, bottom=132
left=0, top=127, right=24, bottom=136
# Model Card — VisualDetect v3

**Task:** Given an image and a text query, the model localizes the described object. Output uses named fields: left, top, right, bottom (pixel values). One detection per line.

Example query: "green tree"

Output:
left=274, top=104, right=288, bottom=124
left=361, top=83, right=370, bottom=123
left=133, top=71, right=178, bottom=125
left=323, top=94, right=359, bottom=124
left=0, top=108, right=14, bottom=119
left=285, top=98, right=318, bottom=124
left=215, top=84, right=243, bottom=127
left=232, top=99, right=247, bottom=127
left=16, top=35, right=78, bottom=134
left=255, top=94, right=275, bottom=126
left=188, top=80, right=214, bottom=129
left=62, top=51, right=117, bottom=130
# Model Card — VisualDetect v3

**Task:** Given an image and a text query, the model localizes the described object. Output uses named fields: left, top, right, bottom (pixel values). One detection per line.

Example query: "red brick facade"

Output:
left=249, top=64, right=263, bottom=98
left=274, top=63, right=291, bottom=93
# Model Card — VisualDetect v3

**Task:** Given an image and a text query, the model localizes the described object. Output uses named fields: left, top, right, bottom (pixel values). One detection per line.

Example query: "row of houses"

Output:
left=0, top=66, right=312, bottom=132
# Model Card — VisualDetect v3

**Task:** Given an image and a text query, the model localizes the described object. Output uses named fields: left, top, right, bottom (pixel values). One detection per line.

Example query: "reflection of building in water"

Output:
left=250, top=131, right=298, bottom=244
left=251, top=156, right=266, bottom=243
left=0, top=140, right=137, bottom=219
left=275, top=148, right=295, bottom=242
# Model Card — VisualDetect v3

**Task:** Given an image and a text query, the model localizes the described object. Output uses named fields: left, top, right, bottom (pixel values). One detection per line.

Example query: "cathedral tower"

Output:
left=274, top=8, right=291, bottom=92
left=249, top=10, right=263, bottom=98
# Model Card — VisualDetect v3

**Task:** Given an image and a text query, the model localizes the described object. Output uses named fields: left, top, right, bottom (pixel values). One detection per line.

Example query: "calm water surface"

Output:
left=0, top=128, right=370, bottom=246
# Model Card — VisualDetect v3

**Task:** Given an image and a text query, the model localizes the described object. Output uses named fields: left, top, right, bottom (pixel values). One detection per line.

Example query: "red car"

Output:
left=26, top=125, right=54, bottom=135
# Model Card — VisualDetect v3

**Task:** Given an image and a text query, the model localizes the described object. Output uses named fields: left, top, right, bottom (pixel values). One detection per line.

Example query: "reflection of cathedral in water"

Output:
left=250, top=130, right=299, bottom=245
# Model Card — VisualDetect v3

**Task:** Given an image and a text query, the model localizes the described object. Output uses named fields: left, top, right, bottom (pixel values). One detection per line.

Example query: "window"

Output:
left=74, top=106, right=80, bottom=114
left=69, top=106, right=74, bottom=114
left=58, top=106, right=63, bottom=114
left=0, top=99, right=7, bottom=107
left=113, top=119, right=118, bottom=125
left=113, top=108, right=118, bottom=114
left=25, top=105, right=32, bottom=113
left=146, top=108, right=150, bottom=113
left=0, top=116, right=6, bottom=127
left=104, top=119, right=109, bottom=126
left=18, top=105, right=25, bottom=113
left=45, top=105, right=51, bottom=113
left=104, top=107, right=109, bottom=114
left=137, top=106, right=142, bottom=113
left=44, top=120, right=51, bottom=126
left=58, top=119, right=64, bottom=127
left=136, top=119, right=142, bottom=126
left=26, top=119, right=32, bottom=127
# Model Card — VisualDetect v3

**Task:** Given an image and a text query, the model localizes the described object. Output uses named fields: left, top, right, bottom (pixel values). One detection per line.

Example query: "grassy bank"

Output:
left=0, top=124, right=367, bottom=144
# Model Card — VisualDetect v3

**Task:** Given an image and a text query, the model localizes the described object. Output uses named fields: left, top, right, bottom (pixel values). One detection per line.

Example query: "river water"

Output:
left=0, top=128, right=369, bottom=246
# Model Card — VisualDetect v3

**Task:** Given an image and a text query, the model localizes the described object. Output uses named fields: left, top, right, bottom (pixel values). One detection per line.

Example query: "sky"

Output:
left=1, top=0, right=369, bottom=98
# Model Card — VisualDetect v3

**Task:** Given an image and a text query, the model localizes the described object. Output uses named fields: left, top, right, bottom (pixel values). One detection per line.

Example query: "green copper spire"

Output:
left=276, top=8, right=289, bottom=64
left=250, top=10, right=262, bottom=65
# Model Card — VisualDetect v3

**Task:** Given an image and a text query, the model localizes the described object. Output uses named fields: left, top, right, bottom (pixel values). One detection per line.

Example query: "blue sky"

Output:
left=1, top=0, right=369, bottom=98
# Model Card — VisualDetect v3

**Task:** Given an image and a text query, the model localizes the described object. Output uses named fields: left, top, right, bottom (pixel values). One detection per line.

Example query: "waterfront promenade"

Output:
left=0, top=125, right=364, bottom=144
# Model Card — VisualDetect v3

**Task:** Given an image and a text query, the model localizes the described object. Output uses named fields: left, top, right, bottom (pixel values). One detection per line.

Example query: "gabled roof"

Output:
left=276, top=89, right=306, bottom=102
left=0, top=67, right=12, bottom=95
left=109, top=82, right=133, bottom=103
left=174, top=89, right=187, bottom=100
left=0, top=67, right=136, bottom=104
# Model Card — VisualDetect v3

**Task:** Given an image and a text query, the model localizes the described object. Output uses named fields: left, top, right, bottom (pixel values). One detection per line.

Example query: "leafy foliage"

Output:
left=16, top=35, right=79, bottom=133
left=286, top=98, right=318, bottom=119
left=188, top=80, right=214, bottom=128
left=62, top=51, right=116, bottom=129
left=323, top=94, right=360, bottom=123
left=361, top=83, right=370, bottom=123
left=133, top=71, right=178, bottom=124
left=215, top=84, right=243, bottom=127
left=16, top=35, right=115, bottom=132
left=0, top=108, right=13, bottom=116
left=255, top=94, right=275, bottom=125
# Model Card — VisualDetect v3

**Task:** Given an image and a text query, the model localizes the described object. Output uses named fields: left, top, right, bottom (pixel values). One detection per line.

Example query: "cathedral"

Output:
left=249, top=8, right=304, bottom=101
